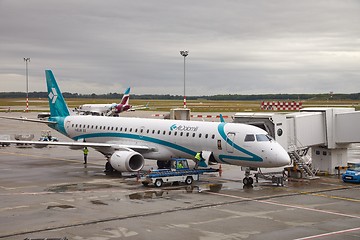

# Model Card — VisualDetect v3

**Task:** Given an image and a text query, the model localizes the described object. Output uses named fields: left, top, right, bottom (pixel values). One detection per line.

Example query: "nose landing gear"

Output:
left=242, top=167, right=255, bottom=187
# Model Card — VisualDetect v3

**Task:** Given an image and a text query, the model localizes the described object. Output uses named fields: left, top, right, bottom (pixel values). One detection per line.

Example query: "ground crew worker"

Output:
left=177, top=161, right=183, bottom=169
left=194, top=151, right=207, bottom=168
left=83, top=147, right=89, bottom=164
left=194, top=152, right=203, bottom=169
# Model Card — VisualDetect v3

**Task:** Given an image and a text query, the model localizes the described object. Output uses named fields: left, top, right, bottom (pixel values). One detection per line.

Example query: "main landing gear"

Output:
left=104, top=161, right=121, bottom=176
left=105, top=162, right=113, bottom=172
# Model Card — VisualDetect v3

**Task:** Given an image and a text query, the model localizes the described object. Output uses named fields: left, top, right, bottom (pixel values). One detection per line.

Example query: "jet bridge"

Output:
left=233, top=108, right=360, bottom=174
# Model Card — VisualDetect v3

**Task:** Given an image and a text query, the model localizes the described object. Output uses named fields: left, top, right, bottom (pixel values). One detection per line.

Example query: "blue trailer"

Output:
left=141, top=158, right=219, bottom=187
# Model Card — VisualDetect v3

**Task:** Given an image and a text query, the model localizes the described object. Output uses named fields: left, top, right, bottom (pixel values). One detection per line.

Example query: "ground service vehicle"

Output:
left=342, top=163, right=360, bottom=183
left=140, top=158, right=219, bottom=187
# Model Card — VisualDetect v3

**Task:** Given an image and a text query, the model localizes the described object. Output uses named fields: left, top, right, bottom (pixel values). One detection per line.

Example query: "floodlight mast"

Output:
left=180, top=50, right=188, bottom=108
left=24, top=57, right=30, bottom=112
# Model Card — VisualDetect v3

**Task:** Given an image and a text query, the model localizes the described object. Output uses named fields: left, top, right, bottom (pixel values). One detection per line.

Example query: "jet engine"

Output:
left=109, top=151, right=144, bottom=172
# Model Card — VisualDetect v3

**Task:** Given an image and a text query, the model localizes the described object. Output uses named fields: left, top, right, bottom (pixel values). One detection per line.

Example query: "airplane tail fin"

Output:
left=120, top=87, right=131, bottom=105
left=45, top=70, right=70, bottom=118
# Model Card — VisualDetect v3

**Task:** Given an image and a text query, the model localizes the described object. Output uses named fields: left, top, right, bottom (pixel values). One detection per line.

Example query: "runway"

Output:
left=1, top=112, right=360, bottom=240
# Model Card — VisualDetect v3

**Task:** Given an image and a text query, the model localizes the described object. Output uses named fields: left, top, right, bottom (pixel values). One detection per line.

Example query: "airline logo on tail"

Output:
left=48, top=88, right=58, bottom=104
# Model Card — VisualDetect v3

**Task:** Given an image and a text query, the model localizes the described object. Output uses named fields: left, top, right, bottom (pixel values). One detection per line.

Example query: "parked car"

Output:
left=342, top=163, right=360, bottom=183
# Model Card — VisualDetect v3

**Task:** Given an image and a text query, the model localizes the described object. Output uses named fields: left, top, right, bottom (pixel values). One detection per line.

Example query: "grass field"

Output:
left=0, top=98, right=359, bottom=112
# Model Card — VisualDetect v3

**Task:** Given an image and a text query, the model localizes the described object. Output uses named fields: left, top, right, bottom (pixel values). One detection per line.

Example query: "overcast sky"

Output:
left=1, top=0, right=359, bottom=96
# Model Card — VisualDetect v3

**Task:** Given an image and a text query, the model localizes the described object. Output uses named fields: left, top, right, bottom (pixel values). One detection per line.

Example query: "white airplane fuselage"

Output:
left=60, top=115, right=290, bottom=168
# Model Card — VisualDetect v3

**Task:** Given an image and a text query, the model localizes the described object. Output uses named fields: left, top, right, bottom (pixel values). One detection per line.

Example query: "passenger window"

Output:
left=174, top=132, right=177, bottom=136
left=115, top=127, right=118, bottom=131
left=169, top=131, right=172, bottom=135
left=192, top=133, right=195, bottom=137
left=180, top=132, right=183, bottom=136
left=130, top=128, right=132, bottom=132
left=244, top=134, right=255, bottom=142
left=205, top=134, right=208, bottom=138
left=186, top=132, right=190, bottom=137
left=199, top=133, right=202, bottom=138
left=212, top=134, right=215, bottom=139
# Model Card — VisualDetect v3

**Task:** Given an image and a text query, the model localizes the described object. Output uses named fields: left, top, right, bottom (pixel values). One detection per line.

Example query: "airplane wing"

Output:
left=0, top=115, right=57, bottom=124
left=0, top=140, right=155, bottom=152
left=128, top=102, right=150, bottom=111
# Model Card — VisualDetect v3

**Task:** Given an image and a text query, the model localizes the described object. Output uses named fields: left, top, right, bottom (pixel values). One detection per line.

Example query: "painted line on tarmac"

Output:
left=0, top=205, right=29, bottom=212
left=303, top=192, right=360, bottom=203
left=0, top=151, right=104, bottom=166
left=205, top=191, right=360, bottom=219
left=293, top=226, right=360, bottom=240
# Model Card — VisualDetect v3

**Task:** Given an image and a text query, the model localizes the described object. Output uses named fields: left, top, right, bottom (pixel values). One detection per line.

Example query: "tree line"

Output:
left=0, top=91, right=359, bottom=101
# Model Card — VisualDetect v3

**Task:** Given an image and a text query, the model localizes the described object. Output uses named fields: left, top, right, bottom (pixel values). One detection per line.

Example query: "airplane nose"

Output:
left=278, top=147, right=291, bottom=166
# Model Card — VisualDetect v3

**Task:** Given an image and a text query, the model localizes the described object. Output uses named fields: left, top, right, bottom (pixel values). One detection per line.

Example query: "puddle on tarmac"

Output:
left=47, top=204, right=75, bottom=210
left=91, top=200, right=108, bottom=205
left=128, top=183, right=225, bottom=200
left=46, top=183, right=114, bottom=192
left=129, top=191, right=167, bottom=200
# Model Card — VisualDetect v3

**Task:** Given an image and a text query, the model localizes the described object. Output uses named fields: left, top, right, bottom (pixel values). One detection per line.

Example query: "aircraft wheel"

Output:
left=154, top=179, right=163, bottom=188
left=185, top=176, right=193, bottom=185
left=243, top=177, right=253, bottom=186
left=105, top=162, right=114, bottom=172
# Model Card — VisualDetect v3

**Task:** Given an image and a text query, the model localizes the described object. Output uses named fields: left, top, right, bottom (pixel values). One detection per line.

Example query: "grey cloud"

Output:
left=0, top=0, right=359, bottom=95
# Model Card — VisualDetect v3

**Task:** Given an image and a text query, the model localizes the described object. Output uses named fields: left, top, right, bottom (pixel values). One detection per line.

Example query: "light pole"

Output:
left=24, top=58, right=30, bottom=112
left=180, top=50, right=188, bottom=108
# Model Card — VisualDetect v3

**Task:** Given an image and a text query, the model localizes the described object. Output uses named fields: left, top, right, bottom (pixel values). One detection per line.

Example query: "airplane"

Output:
left=0, top=70, right=291, bottom=185
left=76, top=87, right=149, bottom=116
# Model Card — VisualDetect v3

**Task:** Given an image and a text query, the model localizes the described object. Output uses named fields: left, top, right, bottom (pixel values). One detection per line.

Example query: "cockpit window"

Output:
left=256, top=134, right=272, bottom=141
left=244, top=134, right=255, bottom=142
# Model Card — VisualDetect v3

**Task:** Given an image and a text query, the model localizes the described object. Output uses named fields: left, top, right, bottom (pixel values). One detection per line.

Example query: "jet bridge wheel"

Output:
left=243, top=177, right=254, bottom=186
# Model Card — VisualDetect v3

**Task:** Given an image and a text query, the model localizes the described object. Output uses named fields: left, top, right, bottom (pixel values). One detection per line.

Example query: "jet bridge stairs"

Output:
left=287, top=144, right=319, bottom=180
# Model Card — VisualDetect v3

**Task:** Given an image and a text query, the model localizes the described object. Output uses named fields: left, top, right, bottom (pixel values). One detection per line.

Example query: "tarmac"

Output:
left=0, top=112, right=360, bottom=240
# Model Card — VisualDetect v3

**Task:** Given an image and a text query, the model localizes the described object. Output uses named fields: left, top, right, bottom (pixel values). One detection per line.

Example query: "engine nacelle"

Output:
left=109, top=151, right=144, bottom=172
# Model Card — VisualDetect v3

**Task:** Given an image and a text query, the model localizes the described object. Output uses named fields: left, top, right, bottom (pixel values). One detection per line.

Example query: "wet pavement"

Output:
left=0, top=113, right=360, bottom=240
